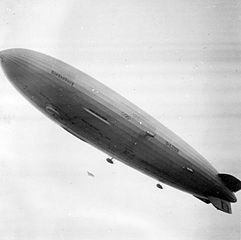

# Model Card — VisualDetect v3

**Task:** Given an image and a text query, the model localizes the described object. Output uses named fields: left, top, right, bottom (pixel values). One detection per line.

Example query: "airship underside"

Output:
left=1, top=48, right=240, bottom=214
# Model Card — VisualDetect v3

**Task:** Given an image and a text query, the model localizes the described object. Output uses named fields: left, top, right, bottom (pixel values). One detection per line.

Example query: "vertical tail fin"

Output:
left=218, top=173, right=241, bottom=192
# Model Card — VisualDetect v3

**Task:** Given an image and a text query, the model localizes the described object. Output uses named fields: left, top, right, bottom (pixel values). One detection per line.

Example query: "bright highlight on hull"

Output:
left=1, top=48, right=240, bottom=214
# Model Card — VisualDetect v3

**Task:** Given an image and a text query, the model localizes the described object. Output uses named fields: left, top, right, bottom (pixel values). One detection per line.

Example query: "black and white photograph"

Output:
left=0, top=1, right=240, bottom=239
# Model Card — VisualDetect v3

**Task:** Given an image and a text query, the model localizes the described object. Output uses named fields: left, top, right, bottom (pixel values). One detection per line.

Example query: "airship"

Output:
left=1, top=48, right=240, bottom=214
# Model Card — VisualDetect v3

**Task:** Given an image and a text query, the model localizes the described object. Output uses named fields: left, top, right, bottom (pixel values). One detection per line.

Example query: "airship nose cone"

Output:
left=0, top=48, right=48, bottom=81
left=0, top=48, right=19, bottom=62
left=0, top=49, right=10, bottom=64
left=0, top=48, right=40, bottom=87
left=0, top=48, right=46, bottom=100
left=0, top=48, right=19, bottom=66
left=0, top=48, right=33, bottom=66
left=0, top=49, right=24, bottom=85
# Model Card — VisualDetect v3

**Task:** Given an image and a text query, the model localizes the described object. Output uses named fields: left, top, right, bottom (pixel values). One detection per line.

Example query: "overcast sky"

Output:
left=0, top=0, right=241, bottom=239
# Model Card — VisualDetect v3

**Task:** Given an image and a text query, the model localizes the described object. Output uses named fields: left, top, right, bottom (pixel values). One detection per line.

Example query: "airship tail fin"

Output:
left=208, top=196, right=232, bottom=214
left=218, top=173, right=241, bottom=192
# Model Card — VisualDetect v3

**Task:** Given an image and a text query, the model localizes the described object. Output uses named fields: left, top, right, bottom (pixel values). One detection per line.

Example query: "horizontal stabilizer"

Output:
left=218, top=173, right=241, bottom=192
left=208, top=196, right=232, bottom=214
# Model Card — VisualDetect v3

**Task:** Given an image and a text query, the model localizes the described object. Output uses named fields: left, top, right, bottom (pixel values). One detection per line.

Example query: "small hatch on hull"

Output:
left=45, top=104, right=60, bottom=116
left=145, top=131, right=155, bottom=138
left=183, top=166, right=194, bottom=173
left=187, top=167, right=194, bottom=173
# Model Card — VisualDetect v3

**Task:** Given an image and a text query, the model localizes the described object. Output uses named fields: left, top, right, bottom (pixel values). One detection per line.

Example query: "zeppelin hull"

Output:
left=1, top=48, right=239, bottom=214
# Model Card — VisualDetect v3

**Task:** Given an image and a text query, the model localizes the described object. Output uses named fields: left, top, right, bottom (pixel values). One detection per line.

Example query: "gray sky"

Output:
left=0, top=0, right=241, bottom=239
